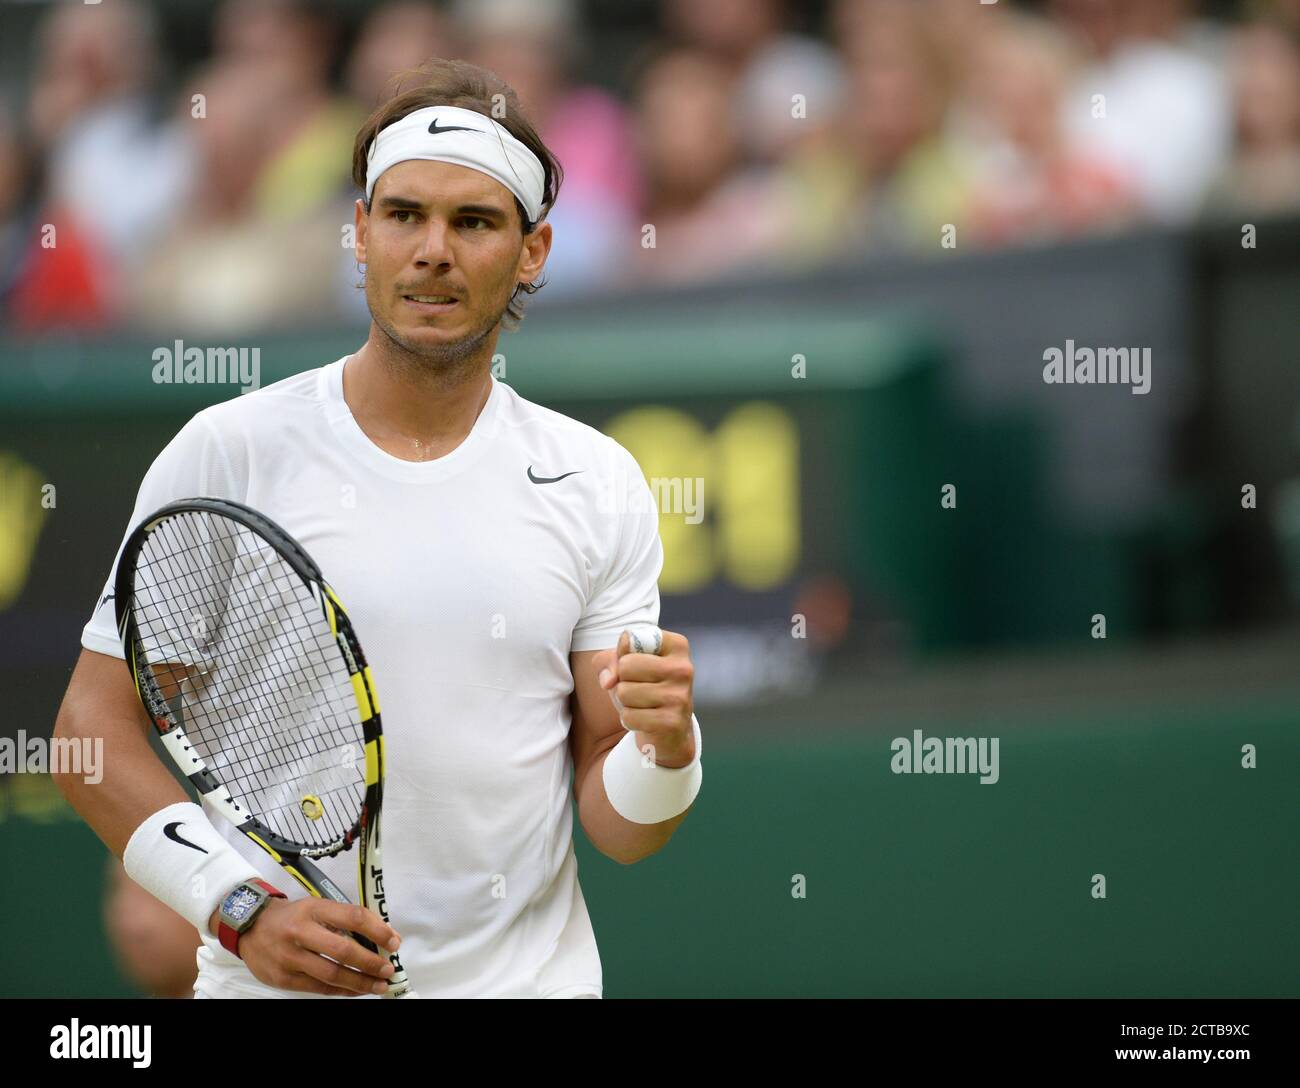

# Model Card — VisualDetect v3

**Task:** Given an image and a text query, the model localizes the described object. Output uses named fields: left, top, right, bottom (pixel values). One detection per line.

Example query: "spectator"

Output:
left=5, top=205, right=115, bottom=335
left=960, top=15, right=1139, bottom=246
left=125, top=63, right=343, bottom=334
left=1255, top=0, right=1300, bottom=34
left=0, top=102, right=34, bottom=314
left=665, top=0, right=844, bottom=165
left=17, top=0, right=192, bottom=329
left=627, top=47, right=788, bottom=285
left=924, top=0, right=1009, bottom=88
left=662, top=0, right=789, bottom=78
left=457, top=0, right=639, bottom=296
left=788, top=0, right=971, bottom=259
left=0, top=0, right=1286, bottom=331
left=1128, top=0, right=1230, bottom=65
left=211, top=0, right=362, bottom=223
left=346, top=2, right=460, bottom=112
left=1052, top=0, right=1232, bottom=222
left=1204, top=22, right=1300, bottom=215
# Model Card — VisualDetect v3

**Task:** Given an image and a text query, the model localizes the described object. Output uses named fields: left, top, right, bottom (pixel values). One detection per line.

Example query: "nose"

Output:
left=411, top=218, right=454, bottom=270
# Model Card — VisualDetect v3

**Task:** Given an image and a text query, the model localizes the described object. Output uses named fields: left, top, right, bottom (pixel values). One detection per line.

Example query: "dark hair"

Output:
left=352, top=58, right=563, bottom=328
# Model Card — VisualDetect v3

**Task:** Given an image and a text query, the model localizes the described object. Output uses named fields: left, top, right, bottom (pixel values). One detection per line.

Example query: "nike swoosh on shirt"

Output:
left=164, top=822, right=208, bottom=854
left=527, top=466, right=584, bottom=485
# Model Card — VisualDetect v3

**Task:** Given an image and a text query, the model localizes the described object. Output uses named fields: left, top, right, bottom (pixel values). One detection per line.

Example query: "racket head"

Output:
left=114, top=497, right=383, bottom=861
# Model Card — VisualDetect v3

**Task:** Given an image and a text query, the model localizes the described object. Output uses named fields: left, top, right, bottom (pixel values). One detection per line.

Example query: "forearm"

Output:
left=53, top=651, right=259, bottom=941
left=55, top=714, right=251, bottom=938
left=576, top=744, right=690, bottom=865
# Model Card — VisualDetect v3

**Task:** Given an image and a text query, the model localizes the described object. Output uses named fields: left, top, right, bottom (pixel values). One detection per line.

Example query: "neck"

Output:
left=344, top=329, right=497, bottom=462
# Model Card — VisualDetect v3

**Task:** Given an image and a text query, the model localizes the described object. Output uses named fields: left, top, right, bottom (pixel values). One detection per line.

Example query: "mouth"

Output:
left=402, top=293, right=461, bottom=315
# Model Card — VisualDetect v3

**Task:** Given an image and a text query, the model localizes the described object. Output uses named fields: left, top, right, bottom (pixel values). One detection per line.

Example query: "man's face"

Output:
left=356, top=158, right=550, bottom=364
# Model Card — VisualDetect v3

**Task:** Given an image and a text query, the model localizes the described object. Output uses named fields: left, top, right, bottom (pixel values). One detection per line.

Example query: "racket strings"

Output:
left=137, top=522, right=360, bottom=846
left=138, top=532, right=359, bottom=843
left=148, top=526, right=361, bottom=841
left=128, top=511, right=365, bottom=850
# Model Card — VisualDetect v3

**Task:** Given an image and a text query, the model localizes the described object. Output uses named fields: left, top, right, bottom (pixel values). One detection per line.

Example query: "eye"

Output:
left=392, top=209, right=417, bottom=223
left=460, top=216, right=490, bottom=230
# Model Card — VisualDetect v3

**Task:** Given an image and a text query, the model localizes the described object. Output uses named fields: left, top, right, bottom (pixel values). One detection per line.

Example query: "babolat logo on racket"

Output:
left=370, top=866, right=390, bottom=920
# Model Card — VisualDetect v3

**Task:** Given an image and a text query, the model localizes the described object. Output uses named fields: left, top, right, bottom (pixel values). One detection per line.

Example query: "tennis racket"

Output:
left=114, top=496, right=416, bottom=998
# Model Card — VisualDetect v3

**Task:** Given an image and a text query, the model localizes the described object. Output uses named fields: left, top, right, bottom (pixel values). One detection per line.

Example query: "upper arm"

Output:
left=566, top=440, right=661, bottom=794
left=568, top=648, right=626, bottom=801
left=568, top=440, right=663, bottom=654
left=54, top=648, right=149, bottom=743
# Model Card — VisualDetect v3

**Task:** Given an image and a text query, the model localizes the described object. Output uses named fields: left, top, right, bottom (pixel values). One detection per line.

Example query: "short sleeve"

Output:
left=570, top=440, right=663, bottom=653
left=80, top=411, right=243, bottom=658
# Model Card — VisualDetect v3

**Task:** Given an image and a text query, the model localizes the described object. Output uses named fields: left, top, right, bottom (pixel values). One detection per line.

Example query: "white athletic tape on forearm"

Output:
left=122, top=801, right=260, bottom=933
left=601, top=713, right=703, bottom=825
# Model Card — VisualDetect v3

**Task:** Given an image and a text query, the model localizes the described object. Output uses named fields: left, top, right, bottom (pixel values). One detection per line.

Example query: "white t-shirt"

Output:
left=82, top=355, right=664, bottom=998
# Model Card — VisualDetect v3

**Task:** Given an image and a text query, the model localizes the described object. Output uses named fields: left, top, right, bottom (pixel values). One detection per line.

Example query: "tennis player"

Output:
left=53, top=59, right=702, bottom=999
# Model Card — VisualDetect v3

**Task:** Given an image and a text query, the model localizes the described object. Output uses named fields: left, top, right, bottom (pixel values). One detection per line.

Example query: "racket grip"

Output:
left=295, top=857, right=416, bottom=997
left=384, top=970, right=417, bottom=998
left=350, top=931, right=416, bottom=997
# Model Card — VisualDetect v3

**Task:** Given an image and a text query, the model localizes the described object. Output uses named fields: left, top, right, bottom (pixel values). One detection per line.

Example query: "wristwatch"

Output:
left=217, top=879, right=286, bottom=958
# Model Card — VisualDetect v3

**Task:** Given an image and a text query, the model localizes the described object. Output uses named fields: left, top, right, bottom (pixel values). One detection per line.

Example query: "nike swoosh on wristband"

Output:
left=527, top=466, right=584, bottom=484
left=164, top=822, right=208, bottom=854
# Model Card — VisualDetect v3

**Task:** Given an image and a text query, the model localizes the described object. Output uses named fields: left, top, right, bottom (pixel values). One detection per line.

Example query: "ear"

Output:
left=354, top=198, right=369, bottom=264
left=517, top=220, right=552, bottom=286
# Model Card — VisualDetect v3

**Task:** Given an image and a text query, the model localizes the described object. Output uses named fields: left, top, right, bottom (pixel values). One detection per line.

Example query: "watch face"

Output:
left=224, top=886, right=261, bottom=924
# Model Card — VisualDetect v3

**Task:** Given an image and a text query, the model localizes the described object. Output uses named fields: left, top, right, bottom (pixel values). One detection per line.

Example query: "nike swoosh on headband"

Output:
left=164, top=822, right=208, bottom=854
left=428, top=118, right=476, bottom=135
left=527, top=466, right=584, bottom=484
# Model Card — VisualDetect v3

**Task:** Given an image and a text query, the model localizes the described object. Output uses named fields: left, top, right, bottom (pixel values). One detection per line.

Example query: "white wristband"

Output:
left=122, top=801, right=260, bottom=933
left=601, top=713, right=703, bottom=825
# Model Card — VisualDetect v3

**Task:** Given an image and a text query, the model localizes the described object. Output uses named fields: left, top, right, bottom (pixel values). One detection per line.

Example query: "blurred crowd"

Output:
left=2, top=0, right=1299, bottom=337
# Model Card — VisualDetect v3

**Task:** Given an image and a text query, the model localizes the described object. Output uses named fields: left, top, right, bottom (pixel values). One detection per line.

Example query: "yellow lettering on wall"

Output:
left=605, top=407, right=714, bottom=593
left=0, top=453, right=49, bottom=611
left=604, top=403, right=799, bottom=592
left=714, top=403, right=800, bottom=590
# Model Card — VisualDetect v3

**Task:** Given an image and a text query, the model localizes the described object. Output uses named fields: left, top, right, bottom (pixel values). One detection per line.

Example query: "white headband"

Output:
left=365, top=105, right=546, bottom=224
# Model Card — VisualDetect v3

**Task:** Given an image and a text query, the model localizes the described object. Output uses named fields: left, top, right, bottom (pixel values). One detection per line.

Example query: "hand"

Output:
left=210, top=899, right=402, bottom=997
left=593, top=628, right=696, bottom=768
